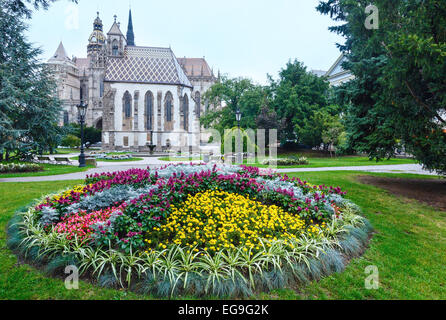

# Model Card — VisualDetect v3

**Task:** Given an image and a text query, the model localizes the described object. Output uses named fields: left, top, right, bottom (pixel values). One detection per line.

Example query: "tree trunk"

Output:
left=5, top=151, right=10, bottom=162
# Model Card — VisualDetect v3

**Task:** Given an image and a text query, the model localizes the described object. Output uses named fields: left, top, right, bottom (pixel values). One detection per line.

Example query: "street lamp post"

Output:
left=235, top=109, right=242, bottom=164
left=76, top=101, right=88, bottom=168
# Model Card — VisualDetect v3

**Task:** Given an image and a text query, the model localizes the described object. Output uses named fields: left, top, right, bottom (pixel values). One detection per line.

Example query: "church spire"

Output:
left=126, top=9, right=135, bottom=46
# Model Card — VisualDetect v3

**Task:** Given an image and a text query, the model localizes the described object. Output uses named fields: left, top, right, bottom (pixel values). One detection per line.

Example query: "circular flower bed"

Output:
left=7, top=164, right=373, bottom=297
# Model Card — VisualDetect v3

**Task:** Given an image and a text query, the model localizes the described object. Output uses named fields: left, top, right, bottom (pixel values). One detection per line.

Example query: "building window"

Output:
left=145, top=91, right=154, bottom=130
left=165, top=92, right=173, bottom=122
left=183, top=94, right=189, bottom=131
left=80, top=84, right=87, bottom=103
left=112, top=39, right=119, bottom=56
left=63, top=111, right=69, bottom=126
left=123, top=91, right=132, bottom=118
left=99, top=78, right=104, bottom=98
left=195, top=91, right=201, bottom=118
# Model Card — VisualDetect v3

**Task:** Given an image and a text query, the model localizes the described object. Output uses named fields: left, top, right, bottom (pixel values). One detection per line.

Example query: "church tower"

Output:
left=107, top=15, right=126, bottom=57
left=87, top=12, right=106, bottom=67
left=84, top=12, right=106, bottom=127
left=126, top=9, right=135, bottom=46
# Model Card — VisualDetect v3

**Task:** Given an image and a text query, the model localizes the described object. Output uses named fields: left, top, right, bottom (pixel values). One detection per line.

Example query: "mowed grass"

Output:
left=160, top=155, right=416, bottom=168
left=0, top=180, right=147, bottom=300
left=247, top=156, right=417, bottom=168
left=257, top=171, right=446, bottom=300
left=0, top=164, right=92, bottom=179
left=0, top=171, right=445, bottom=300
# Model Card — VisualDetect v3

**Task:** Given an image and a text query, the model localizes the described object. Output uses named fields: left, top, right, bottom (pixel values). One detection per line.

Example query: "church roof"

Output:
left=105, top=46, right=192, bottom=87
left=75, top=57, right=90, bottom=76
left=178, top=57, right=214, bottom=78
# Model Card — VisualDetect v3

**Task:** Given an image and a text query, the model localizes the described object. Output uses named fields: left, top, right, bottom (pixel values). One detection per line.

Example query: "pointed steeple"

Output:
left=126, top=9, right=135, bottom=46
left=49, top=41, right=69, bottom=62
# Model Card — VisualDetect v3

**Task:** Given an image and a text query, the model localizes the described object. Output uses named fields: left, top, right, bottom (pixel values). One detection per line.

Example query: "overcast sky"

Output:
left=25, top=0, right=345, bottom=84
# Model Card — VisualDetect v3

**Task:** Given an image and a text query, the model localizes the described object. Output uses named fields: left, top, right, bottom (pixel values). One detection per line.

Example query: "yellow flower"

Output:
left=147, top=190, right=314, bottom=253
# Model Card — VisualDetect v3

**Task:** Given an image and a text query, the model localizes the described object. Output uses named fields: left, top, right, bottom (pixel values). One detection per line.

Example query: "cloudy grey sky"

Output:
left=26, top=0, right=345, bottom=84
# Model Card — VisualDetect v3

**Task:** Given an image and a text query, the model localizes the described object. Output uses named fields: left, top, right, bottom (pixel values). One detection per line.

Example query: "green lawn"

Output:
left=0, top=171, right=445, bottom=299
left=246, top=156, right=417, bottom=168
left=52, top=148, right=80, bottom=155
left=0, top=164, right=91, bottom=179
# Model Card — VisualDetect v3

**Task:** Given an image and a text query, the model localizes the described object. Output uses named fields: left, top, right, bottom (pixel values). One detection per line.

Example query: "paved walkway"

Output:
left=0, top=156, right=438, bottom=182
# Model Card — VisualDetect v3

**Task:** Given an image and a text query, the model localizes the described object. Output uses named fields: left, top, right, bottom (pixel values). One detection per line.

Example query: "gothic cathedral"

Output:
left=47, top=10, right=218, bottom=151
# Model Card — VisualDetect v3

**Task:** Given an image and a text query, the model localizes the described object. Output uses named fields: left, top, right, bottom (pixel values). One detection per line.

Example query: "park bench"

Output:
left=54, top=157, right=72, bottom=165
left=37, top=156, right=53, bottom=163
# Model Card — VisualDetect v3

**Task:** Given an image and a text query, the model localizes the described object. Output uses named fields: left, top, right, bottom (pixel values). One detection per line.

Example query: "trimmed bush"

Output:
left=0, top=163, right=44, bottom=174
left=263, top=156, right=309, bottom=166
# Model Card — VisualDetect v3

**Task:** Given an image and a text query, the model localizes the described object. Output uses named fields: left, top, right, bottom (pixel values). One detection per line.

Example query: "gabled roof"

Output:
left=325, top=53, right=355, bottom=86
left=105, top=46, right=192, bottom=87
left=107, top=21, right=124, bottom=36
left=177, top=57, right=215, bottom=78
left=325, top=53, right=348, bottom=77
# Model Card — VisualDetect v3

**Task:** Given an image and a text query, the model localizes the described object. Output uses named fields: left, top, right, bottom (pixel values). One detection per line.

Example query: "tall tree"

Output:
left=317, top=0, right=446, bottom=175
left=269, top=60, right=332, bottom=147
left=201, top=76, right=266, bottom=135
left=0, top=0, right=64, bottom=160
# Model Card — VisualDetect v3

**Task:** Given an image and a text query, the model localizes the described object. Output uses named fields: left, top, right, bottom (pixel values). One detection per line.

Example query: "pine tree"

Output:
left=0, top=0, right=64, bottom=161
left=317, top=0, right=446, bottom=175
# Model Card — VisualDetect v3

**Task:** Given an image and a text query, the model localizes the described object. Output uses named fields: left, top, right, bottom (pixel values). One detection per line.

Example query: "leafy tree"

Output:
left=201, top=76, right=266, bottom=135
left=317, top=0, right=446, bottom=175
left=64, top=123, right=101, bottom=145
left=321, top=113, right=345, bottom=156
left=269, top=60, right=333, bottom=147
left=61, top=134, right=80, bottom=148
left=0, top=0, right=64, bottom=160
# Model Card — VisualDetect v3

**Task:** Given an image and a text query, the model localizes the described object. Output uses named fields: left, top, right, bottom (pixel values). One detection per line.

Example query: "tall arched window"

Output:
left=63, top=111, right=69, bottom=126
left=80, top=84, right=87, bottom=103
left=165, top=92, right=173, bottom=122
left=195, top=91, right=201, bottom=118
left=145, top=91, right=154, bottom=130
left=123, top=91, right=132, bottom=118
left=183, top=94, right=189, bottom=131
left=99, top=77, right=104, bottom=98
left=112, top=39, right=119, bottom=56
